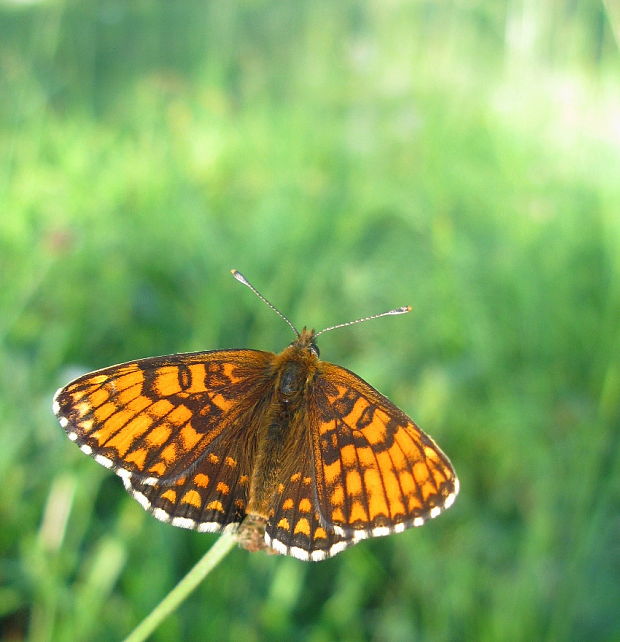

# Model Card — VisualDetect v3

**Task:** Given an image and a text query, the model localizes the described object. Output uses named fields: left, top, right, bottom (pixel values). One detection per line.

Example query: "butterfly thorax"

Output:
left=239, top=327, right=320, bottom=551
left=275, top=327, right=320, bottom=398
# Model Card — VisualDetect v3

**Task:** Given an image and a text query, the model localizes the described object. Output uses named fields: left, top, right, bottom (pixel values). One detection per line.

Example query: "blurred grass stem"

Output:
left=123, top=534, right=237, bottom=642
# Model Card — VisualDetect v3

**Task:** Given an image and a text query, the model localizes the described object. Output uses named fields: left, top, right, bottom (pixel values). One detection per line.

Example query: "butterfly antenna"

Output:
left=231, top=270, right=300, bottom=337
left=315, top=306, right=412, bottom=337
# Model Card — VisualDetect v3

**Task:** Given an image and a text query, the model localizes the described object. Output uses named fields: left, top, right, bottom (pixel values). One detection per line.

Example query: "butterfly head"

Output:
left=290, top=327, right=320, bottom=358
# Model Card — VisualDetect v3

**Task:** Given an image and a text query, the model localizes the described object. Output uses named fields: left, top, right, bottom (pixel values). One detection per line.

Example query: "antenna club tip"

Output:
left=231, top=269, right=248, bottom=284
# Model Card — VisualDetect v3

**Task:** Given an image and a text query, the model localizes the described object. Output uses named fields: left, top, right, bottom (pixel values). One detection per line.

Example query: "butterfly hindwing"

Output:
left=125, top=427, right=256, bottom=534
left=265, top=445, right=356, bottom=561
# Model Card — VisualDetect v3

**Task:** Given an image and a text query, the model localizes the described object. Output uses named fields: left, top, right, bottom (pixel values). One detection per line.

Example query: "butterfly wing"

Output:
left=53, top=349, right=274, bottom=486
left=124, top=428, right=254, bottom=534
left=265, top=448, right=355, bottom=561
left=310, top=362, right=459, bottom=541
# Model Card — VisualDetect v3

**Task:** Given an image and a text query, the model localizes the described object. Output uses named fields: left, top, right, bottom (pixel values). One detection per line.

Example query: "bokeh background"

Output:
left=2, top=1, right=619, bottom=640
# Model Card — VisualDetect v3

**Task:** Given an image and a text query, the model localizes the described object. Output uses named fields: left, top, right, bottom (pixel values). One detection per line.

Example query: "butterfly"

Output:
left=53, top=270, right=458, bottom=561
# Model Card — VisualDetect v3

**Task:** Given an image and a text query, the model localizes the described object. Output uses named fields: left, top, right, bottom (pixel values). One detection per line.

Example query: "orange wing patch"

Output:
left=312, top=364, right=458, bottom=537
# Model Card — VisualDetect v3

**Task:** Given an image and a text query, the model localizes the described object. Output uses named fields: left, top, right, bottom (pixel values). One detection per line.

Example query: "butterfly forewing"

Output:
left=311, top=363, right=458, bottom=537
left=53, top=349, right=273, bottom=484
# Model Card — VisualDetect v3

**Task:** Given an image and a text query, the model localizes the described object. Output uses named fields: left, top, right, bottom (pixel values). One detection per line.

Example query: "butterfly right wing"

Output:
left=310, top=362, right=459, bottom=540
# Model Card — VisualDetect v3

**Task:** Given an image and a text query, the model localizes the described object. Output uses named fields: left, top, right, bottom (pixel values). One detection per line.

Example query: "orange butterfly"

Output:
left=53, top=270, right=458, bottom=561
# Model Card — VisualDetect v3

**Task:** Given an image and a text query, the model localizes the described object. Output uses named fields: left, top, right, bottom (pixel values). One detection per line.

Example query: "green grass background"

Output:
left=1, top=1, right=619, bottom=640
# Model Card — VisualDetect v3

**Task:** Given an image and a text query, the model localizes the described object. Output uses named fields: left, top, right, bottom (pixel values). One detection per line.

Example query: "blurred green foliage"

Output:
left=1, top=0, right=619, bottom=640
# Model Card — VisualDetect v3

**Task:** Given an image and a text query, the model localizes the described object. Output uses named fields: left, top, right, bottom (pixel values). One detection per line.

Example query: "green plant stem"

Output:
left=123, top=534, right=237, bottom=642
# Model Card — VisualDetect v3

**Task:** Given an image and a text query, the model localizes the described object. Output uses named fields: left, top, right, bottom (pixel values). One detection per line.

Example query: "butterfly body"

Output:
left=240, top=328, right=319, bottom=552
left=54, top=280, right=458, bottom=561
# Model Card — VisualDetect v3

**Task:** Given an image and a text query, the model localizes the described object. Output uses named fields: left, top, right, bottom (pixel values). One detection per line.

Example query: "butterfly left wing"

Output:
left=53, top=349, right=273, bottom=485
left=310, top=363, right=459, bottom=541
